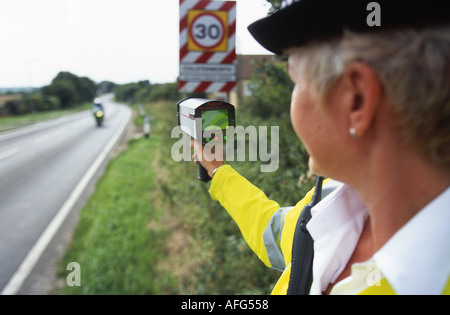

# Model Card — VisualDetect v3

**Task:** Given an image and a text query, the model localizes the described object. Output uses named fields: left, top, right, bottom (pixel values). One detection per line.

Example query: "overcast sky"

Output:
left=0, top=0, right=272, bottom=88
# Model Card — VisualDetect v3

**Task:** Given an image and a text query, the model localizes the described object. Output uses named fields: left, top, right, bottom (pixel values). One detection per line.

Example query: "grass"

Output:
left=58, top=121, right=177, bottom=294
left=57, top=99, right=302, bottom=295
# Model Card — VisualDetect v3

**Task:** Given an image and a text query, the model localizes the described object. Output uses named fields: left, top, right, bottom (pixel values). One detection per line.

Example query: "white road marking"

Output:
left=1, top=107, right=131, bottom=295
left=0, top=148, right=19, bottom=161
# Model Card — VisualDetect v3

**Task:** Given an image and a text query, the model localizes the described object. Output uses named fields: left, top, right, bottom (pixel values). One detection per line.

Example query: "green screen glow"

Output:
left=202, top=109, right=229, bottom=131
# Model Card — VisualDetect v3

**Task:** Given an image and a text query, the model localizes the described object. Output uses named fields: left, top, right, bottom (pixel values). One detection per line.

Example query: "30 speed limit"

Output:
left=188, top=10, right=228, bottom=52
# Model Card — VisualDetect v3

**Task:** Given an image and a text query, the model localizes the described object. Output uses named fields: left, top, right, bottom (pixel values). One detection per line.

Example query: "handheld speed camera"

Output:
left=177, top=98, right=235, bottom=182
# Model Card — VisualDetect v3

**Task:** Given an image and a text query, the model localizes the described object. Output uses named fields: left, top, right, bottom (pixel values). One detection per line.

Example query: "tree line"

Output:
left=2, top=71, right=106, bottom=116
left=0, top=69, right=199, bottom=117
left=114, top=80, right=182, bottom=104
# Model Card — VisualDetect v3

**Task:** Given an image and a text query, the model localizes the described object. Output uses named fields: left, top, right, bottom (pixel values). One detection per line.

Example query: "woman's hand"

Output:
left=190, top=139, right=225, bottom=178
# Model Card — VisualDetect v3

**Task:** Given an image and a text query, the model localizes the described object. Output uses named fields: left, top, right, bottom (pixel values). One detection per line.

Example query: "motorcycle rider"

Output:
left=92, top=98, right=104, bottom=113
left=92, top=98, right=104, bottom=127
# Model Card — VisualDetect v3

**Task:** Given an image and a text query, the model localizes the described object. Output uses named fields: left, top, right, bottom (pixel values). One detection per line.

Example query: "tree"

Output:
left=42, top=81, right=78, bottom=108
left=51, top=71, right=96, bottom=103
left=245, top=62, right=293, bottom=119
left=78, top=76, right=97, bottom=102
left=114, top=82, right=142, bottom=103
left=42, top=71, right=97, bottom=107
left=98, top=81, right=116, bottom=94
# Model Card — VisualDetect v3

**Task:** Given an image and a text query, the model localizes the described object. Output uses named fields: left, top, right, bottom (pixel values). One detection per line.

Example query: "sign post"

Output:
left=179, top=0, right=237, bottom=93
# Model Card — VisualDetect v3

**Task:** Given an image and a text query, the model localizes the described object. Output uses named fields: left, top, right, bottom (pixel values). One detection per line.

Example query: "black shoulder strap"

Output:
left=287, top=176, right=323, bottom=295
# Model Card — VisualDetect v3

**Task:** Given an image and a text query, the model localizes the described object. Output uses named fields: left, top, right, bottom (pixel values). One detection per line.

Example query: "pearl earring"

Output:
left=349, top=127, right=357, bottom=138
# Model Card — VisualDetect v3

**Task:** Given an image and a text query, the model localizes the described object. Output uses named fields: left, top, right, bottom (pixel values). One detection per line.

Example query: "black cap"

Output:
left=248, top=0, right=450, bottom=55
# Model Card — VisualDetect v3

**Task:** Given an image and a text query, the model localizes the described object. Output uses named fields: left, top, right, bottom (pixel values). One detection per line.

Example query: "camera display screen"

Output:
left=202, top=109, right=229, bottom=131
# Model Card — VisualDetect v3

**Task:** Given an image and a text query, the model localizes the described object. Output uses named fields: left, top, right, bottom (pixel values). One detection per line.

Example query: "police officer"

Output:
left=192, top=0, right=450, bottom=294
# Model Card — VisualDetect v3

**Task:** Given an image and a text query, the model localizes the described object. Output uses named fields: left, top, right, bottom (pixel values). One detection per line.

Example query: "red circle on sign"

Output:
left=189, top=12, right=226, bottom=50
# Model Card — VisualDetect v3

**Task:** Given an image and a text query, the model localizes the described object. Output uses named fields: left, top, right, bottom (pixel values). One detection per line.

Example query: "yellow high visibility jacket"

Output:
left=209, top=165, right=450, bottom=295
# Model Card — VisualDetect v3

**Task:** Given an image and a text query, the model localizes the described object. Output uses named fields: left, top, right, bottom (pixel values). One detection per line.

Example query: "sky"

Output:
left=0, top=0, right=272, bottom=88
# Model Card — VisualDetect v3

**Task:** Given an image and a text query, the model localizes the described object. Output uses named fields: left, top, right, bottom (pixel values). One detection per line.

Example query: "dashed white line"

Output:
left=0, top=148, right=19, bottom=161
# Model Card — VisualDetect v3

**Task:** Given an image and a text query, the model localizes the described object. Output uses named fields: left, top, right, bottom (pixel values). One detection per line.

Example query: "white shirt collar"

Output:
left=307, top=182, right=450, bottom=295
left=307, top=182, right=368, bottom=294
left=373, top=186, right=450, bottom=295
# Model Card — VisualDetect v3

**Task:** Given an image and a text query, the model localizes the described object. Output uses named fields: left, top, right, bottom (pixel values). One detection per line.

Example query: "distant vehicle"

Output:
left=92, top=98, right=104, bottom=127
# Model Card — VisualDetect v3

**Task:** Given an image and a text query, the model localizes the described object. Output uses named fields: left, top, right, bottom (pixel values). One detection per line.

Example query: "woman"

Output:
left=192, top=0, right=450, bottom=294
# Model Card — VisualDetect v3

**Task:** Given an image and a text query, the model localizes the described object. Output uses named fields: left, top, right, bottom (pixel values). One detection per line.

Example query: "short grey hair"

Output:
left=288, top=25, right=450, bottom=172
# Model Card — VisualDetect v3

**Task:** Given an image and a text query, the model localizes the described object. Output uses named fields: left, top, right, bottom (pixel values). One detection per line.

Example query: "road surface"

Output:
left=0, top=95, right=132, bottom=294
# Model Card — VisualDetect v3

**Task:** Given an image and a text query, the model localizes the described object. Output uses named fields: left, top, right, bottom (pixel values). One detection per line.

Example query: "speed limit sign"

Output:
left=179, top=0, right=237, bottom=93
left=188, top=10, right=228, bottom=52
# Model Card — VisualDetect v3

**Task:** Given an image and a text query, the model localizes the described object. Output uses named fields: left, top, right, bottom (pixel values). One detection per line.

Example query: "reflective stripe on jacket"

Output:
left=209, top=165, right=327, bottom=294
left=209, top=165, right=450, bottom=295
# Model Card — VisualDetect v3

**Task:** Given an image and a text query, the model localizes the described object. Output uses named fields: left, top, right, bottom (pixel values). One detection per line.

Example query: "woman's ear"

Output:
left=343, top=62, right=382, bottom=138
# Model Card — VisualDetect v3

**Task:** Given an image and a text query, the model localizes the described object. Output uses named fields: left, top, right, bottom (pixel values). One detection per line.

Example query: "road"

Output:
left=0, top=95, right=132, bottom=294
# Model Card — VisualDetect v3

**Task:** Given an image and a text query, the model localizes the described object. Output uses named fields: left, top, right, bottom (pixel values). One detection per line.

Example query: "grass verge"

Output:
left=57, top=100, right=283, bottom=295
left=58, top=121, right=176, bottom=294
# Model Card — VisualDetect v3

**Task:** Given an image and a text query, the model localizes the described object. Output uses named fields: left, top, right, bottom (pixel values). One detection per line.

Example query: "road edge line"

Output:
left=1, top=105, right=132, bottom=295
